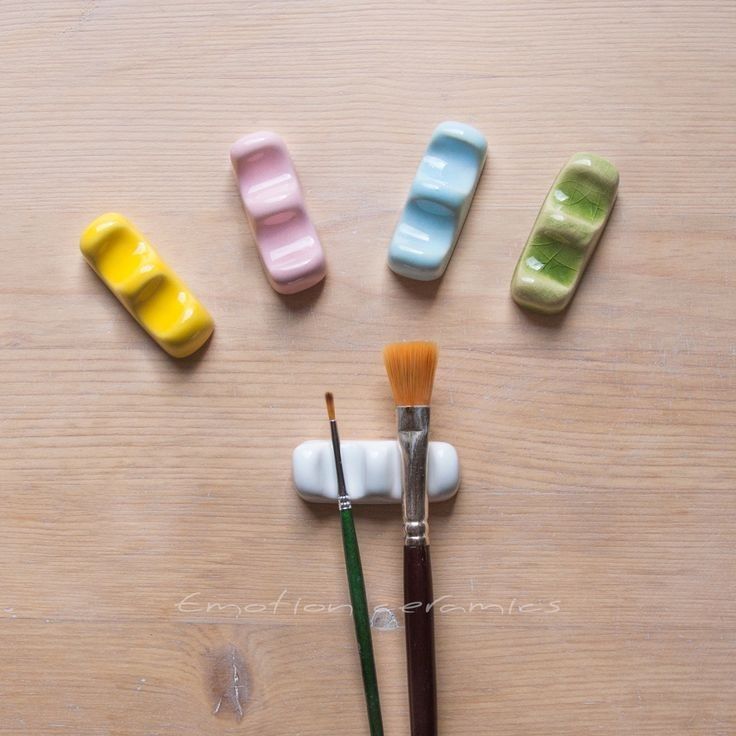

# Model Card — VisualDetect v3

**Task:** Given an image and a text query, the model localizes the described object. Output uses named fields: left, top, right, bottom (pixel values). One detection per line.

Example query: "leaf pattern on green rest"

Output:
left=555, top=178, right=609, bottom=222
left=526, top=236, right=582, bottom=286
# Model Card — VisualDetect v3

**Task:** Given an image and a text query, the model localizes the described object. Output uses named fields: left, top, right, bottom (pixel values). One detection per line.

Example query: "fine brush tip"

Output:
left=325, top=391, right=336, bottom=421
left=382, top=341, right=438, bottom=406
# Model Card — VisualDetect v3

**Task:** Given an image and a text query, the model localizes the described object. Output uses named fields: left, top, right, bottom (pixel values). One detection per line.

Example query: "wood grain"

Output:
left=0, top=1, right=734, bottom=733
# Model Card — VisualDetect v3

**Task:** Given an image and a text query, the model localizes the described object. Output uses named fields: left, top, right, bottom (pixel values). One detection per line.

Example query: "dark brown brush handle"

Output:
left=404, top=544, right=437, bottom=736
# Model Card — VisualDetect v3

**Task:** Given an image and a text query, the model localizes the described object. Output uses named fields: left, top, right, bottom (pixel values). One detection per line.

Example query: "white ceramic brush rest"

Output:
left=293, top=440, right=460, bottom=504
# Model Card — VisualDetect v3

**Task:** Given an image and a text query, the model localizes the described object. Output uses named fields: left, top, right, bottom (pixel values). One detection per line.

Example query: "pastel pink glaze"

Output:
left=230, top=132, right=326, bottom=294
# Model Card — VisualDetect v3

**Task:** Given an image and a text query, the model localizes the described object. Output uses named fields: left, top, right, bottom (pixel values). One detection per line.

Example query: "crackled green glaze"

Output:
left=511, top=153, right=619, bottom=314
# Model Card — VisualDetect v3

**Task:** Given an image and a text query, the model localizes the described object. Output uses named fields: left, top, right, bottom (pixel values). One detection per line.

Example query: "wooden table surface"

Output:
left=1, top=1, right=734, bottom=734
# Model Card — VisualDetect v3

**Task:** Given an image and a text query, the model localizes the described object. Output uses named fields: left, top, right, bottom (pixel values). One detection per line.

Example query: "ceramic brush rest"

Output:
left=292, top=440, right=460, bottom=504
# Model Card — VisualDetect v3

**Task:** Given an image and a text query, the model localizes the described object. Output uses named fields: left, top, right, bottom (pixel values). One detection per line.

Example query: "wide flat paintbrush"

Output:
left=325, top=392, right=384, bottom=736
left=382, top=342, right=439, bottom=736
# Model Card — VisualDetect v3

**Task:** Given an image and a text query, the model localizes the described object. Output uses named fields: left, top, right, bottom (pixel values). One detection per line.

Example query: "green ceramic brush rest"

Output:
left=511, top=153, right=619, bottom=314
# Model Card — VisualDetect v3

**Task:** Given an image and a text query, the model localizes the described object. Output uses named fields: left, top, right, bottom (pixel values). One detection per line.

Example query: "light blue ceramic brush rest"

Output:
left=388, top=121, right=487, bottom=281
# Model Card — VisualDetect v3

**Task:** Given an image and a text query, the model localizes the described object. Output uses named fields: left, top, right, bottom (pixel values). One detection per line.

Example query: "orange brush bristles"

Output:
left=382, top=341, right=438, bottom=406
left=325, top=392, right=336, bottom=420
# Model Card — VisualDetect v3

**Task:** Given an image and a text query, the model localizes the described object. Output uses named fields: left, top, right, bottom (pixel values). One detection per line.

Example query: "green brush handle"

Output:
left=340, top=507, right=384, bottom=736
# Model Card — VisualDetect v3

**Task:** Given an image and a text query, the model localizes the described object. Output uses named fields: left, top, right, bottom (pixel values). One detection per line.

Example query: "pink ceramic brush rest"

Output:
left=230, top=132, right=326, bottom=294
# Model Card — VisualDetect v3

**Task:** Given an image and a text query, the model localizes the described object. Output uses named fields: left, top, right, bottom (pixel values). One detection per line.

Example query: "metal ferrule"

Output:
left=397, top=405, right=430, bottom=547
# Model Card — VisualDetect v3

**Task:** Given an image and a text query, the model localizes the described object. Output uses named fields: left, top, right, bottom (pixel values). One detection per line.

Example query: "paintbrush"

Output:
left=382, top=341, right=439, bottom=736
left=325, top=392, right=384, bottom=736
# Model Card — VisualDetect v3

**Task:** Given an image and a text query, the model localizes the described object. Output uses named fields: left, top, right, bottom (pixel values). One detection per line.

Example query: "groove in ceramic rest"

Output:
left=510, top=153, right=619, bottom=314
left=80, top=213, right=214, bottom=358
left=230, top=131, right=326, bottom=295
left=388, top=121, right=487, bottom=281
left=292, top=440, right=460, bottom=504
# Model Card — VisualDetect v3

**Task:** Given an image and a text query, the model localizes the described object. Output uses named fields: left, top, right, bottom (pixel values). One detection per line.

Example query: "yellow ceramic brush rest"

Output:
left=80, top=213, right=214, bottom=358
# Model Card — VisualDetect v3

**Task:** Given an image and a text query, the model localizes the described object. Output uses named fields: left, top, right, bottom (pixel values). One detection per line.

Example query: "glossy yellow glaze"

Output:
left=80, top=213, right=214, bottom=358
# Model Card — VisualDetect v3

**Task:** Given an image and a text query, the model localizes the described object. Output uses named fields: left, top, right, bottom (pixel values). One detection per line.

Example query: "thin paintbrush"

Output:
left=325, top=392, right=384, bottom=736
left=382, top=342, right=439, bottom=736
